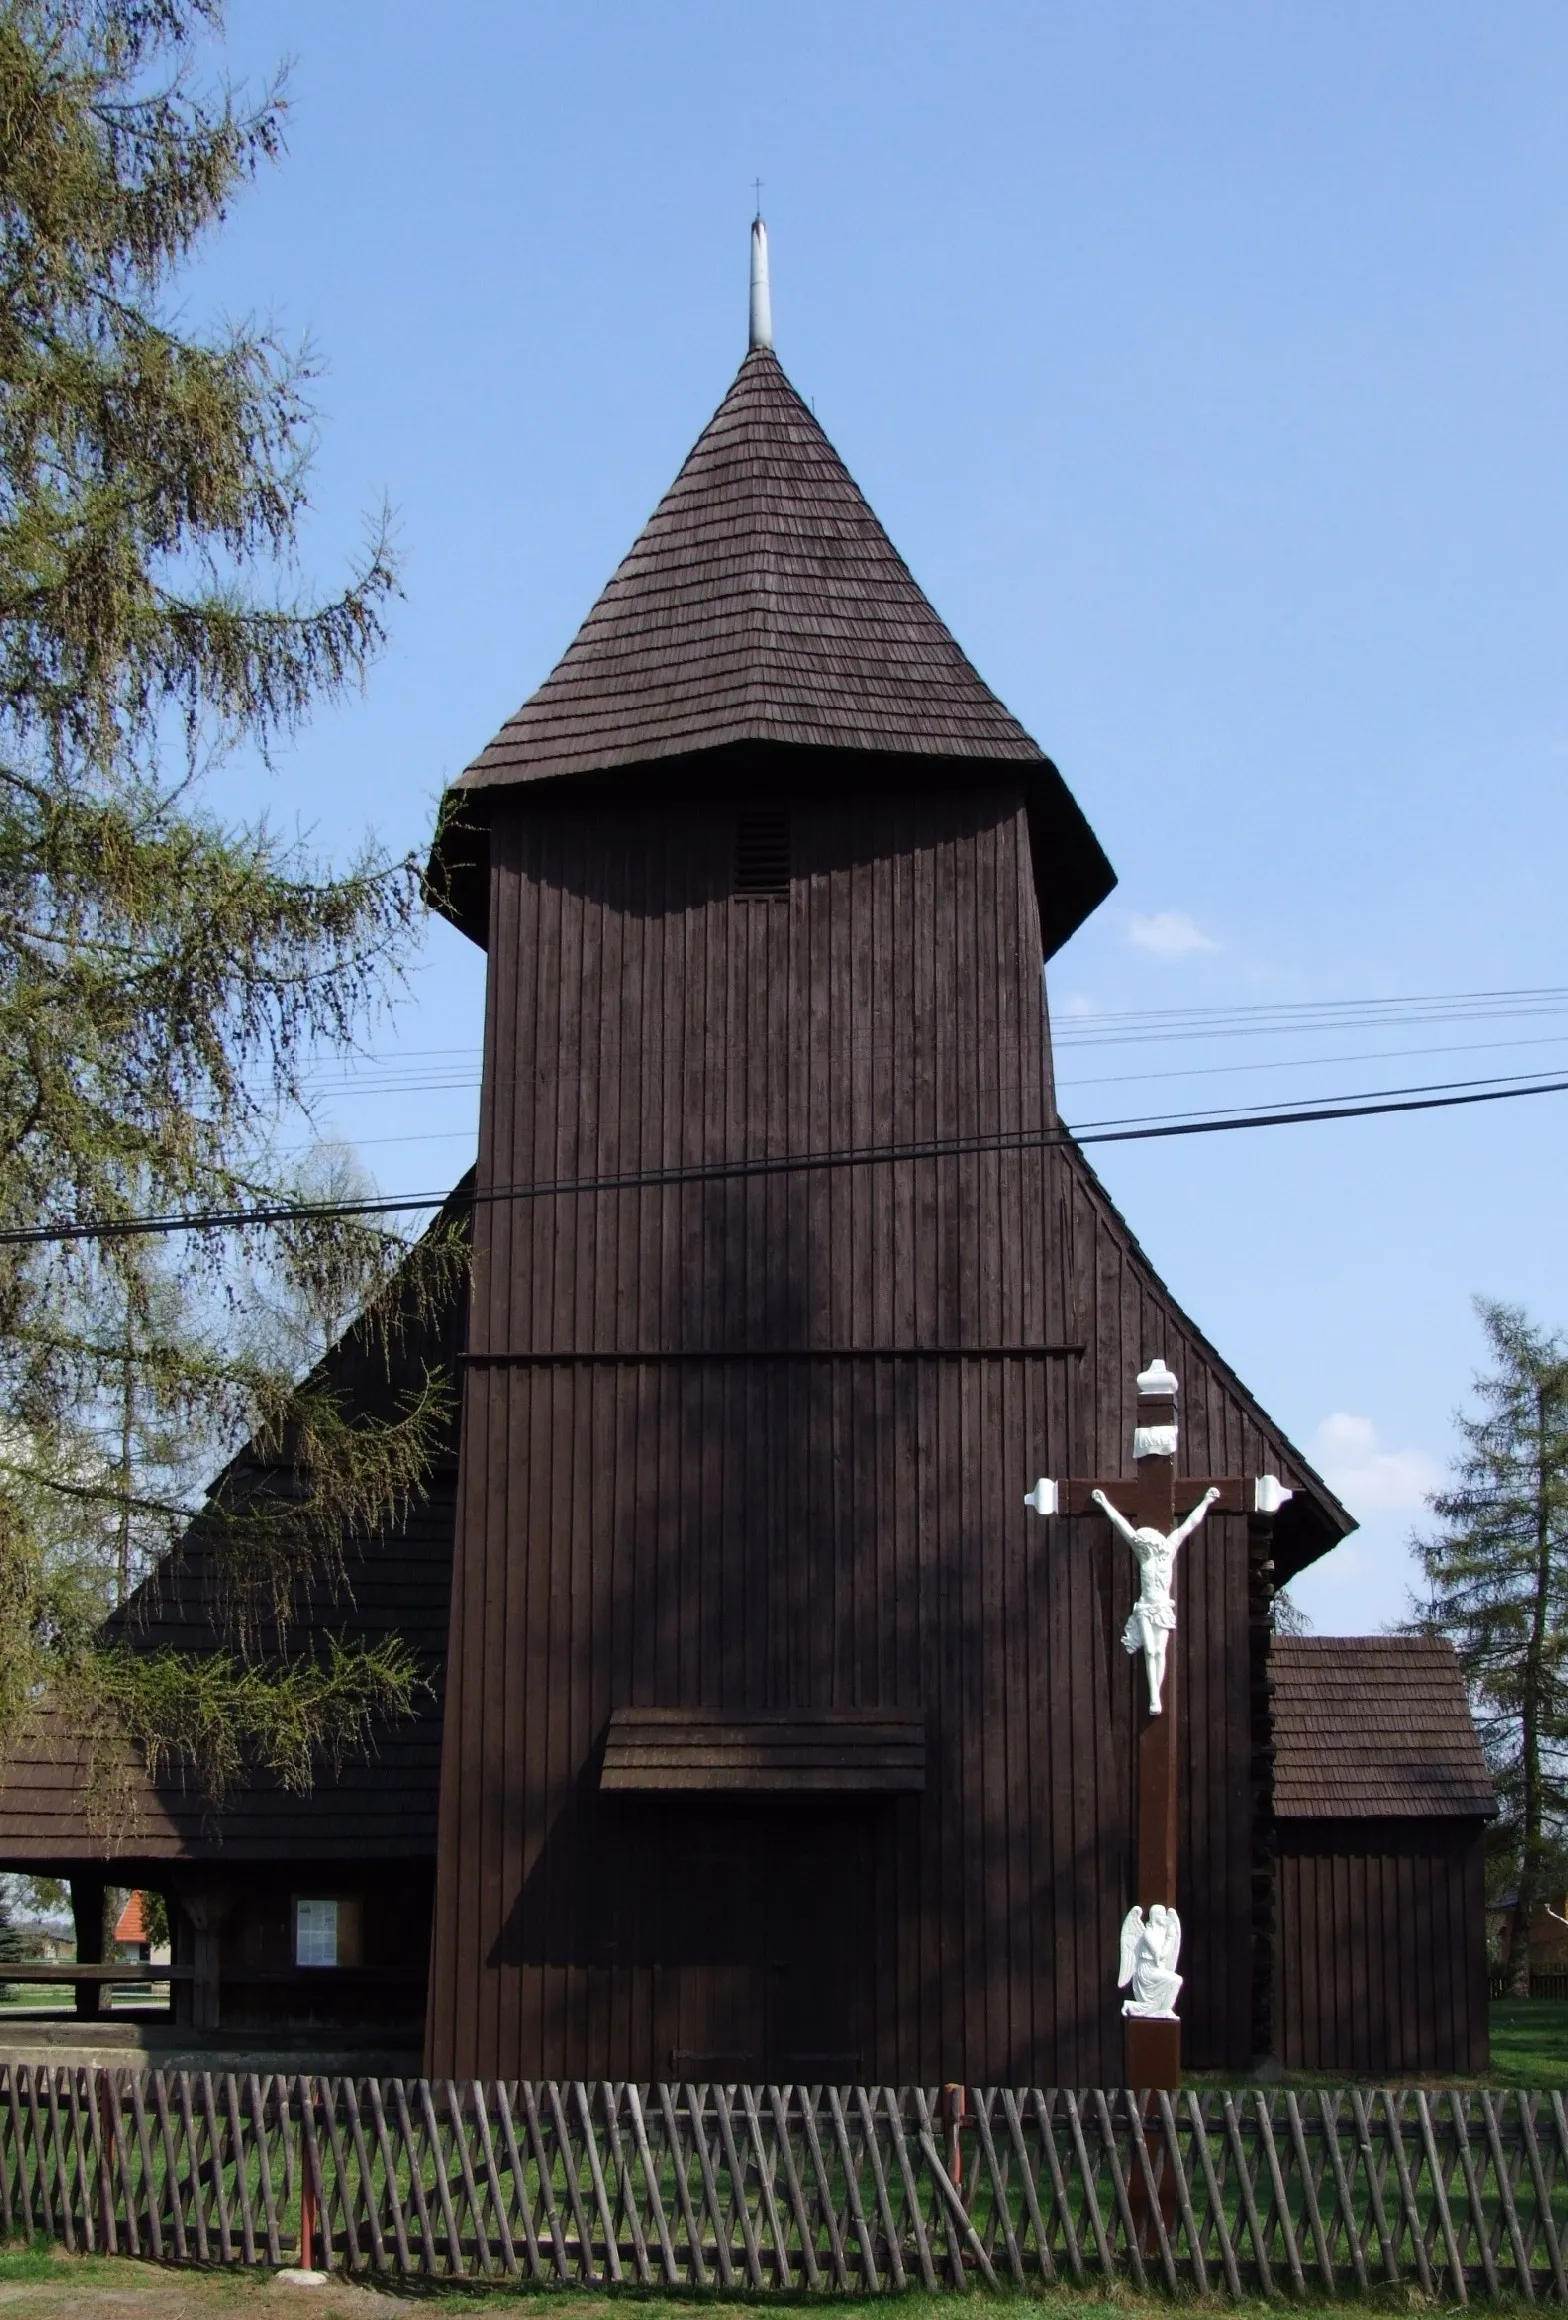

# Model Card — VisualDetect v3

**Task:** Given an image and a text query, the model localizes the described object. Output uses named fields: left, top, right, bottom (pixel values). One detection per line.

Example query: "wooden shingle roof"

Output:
left=433, top=346, right=1115, bottom=959
left=0, top=1484, right=453, bottom=1864
left=1271, top=1636, right=1495, bottom=1821
left=0, top=1191, right=470, bottom=1866
left=458, top=346, right=1058, bottom=789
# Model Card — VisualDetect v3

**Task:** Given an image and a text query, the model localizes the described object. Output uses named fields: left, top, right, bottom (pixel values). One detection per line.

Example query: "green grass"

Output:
left=0, top=2239, right=130, bottom=2285
left=1184, top=1999, right=1568, bottom=2092
left=1485, top=1997, right=1568, bottom=2088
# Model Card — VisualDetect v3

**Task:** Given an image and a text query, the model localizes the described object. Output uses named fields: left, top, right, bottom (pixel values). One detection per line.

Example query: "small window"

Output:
left=734, top=806, right=790, bottom=898
left=295, top=1898, right=338, bottom=1968
left=294, top=1896, right=363, bottom=1969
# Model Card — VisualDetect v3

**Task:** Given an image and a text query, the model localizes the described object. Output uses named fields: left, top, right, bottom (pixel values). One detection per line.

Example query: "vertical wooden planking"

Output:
left=429, top=772, right=1341, bottom=2087
left=1276, top=1823, right=1491, bottom=2076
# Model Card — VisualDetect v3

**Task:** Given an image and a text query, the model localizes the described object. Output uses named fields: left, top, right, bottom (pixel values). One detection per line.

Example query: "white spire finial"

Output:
left=749, top=215, right=773, bottom=352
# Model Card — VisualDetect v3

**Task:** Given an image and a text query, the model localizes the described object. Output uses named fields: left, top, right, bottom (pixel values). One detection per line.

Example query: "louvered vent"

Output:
left=734, top=806, right=790, bottom=898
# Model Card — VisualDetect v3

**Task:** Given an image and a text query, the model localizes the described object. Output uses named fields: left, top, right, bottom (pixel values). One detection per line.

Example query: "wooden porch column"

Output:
left=177, top=1884, right=233, bottom=2033
left=70, top=1875, right=110, bottom=2021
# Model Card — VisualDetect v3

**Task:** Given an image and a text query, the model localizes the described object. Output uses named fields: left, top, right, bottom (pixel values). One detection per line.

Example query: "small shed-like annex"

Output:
left=1271, top=1636, right=1494, bottom=2076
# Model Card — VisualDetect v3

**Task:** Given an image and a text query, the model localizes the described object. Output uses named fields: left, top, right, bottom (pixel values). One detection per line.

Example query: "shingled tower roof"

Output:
left=459, top=346, right=1058, bottom=789
left=434, top=296, right=1114, bottom=957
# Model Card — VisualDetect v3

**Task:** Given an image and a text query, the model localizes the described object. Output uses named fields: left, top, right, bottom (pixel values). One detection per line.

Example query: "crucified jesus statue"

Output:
left=1091, top=1484, right=1221, bottom=1715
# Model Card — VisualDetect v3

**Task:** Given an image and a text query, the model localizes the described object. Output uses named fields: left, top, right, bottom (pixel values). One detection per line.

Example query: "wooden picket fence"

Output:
left=1492, top=1972, right=1568, bottom=2003
left=7, top=2068, right=1568, bottom=2298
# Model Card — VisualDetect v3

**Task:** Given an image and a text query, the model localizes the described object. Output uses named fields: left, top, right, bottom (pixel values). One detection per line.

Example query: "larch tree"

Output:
left=0, top=0, right=462, bottom=1813
left=1411, top=1299, right=1568, bottom=1996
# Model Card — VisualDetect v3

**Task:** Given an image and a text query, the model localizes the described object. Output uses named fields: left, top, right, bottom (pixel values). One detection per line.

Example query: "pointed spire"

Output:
left=439, top=338, right=1118, bottom=959
left=749, top=215, right=773, bottom=352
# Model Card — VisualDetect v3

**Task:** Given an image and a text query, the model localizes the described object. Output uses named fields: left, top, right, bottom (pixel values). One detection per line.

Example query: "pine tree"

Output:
left=0, top=1, right=462, bottom=1808
left=1411, top=1300, right=1568, bottom=1996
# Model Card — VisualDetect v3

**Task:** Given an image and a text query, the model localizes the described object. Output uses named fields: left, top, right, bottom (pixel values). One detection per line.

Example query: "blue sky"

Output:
left=193, top=1, right=1568, bottom=1629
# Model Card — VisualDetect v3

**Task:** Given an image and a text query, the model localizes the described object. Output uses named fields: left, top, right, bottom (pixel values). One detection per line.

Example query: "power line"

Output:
left=1071, top=1060, right=1568, bottom=1132
left=1051, top=980, right=1568, bottom=1037
left=281, top=984, right=1568, bottom=1104
left=1063, top=1029, right=1568, bottom=1094
left=290, top=1025, right=1568, bottom=1107
left=285, top=1038, right=1568, bottom=1149
left=7, top=1065, right=1568, bottom=1251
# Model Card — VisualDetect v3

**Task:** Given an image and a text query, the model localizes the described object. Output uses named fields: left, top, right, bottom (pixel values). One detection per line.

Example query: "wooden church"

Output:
left=0, top=228, right=1495, bottom=2083
left=420, top=227, right=1376, bottom=2085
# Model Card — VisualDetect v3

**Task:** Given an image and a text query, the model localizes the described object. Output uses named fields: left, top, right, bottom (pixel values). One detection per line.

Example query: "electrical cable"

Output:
left=287, top=1025, right=1568, bottom=1106
left=6, top=1064, right=1568, bottom=1250
left=1070, top=1061, right=1568, bottom=1132
left=281, top=983, right=1568, bottom=1092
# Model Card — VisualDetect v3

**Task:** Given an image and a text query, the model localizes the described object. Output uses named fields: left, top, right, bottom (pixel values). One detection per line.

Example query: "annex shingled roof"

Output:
left=457, top=346, right=1053, bottom=789
left=1271, top=1636, right=1495, bottom=1820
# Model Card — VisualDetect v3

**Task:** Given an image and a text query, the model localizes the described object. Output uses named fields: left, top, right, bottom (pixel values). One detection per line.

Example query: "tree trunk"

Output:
left=117, top=1340, right=133, bottom=1605
left=1508, top=1381, right=1554, bottom=1999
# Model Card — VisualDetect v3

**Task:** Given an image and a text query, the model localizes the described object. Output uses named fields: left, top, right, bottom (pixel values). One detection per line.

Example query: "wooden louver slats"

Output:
left=599, top=1707, right=925, bottom=1793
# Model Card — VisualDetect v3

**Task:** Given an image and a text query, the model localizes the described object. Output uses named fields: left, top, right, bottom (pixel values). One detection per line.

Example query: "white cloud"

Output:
left=1057, top=992, right=1101, bottom=1019
left=1125, top=910, right=1220, bottom=959
left=1307, top=1413, right=1443, bottom=1518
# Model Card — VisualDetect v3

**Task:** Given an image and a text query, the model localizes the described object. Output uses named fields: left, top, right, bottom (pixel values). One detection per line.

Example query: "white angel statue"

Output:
left=1117, top=1903, right=1183, bottom=2020
left=1091, top=1485, right=1221, bottom=1714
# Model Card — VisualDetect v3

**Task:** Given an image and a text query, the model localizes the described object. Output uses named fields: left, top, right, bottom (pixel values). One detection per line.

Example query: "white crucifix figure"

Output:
left=1091, top=1484, right=1221, bottom=1715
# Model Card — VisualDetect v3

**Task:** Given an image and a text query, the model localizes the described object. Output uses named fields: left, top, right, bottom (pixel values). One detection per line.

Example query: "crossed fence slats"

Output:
left=5, top=2066, right=1568, bottom=2295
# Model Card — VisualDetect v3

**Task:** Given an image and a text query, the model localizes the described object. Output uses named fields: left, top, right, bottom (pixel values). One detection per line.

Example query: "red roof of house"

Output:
left=113, top=1891, right=145, bottom=1944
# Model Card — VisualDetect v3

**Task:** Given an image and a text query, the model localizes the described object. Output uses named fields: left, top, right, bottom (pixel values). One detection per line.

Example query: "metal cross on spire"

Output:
left=749, top=212, right=773, bottom=352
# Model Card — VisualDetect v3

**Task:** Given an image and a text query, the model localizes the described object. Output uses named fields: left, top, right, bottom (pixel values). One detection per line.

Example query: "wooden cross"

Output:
left=1026, top=1357, right=1292, bottom=2091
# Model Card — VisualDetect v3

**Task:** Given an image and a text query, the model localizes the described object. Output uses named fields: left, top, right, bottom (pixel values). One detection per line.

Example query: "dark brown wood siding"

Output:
left=429, top=764, right=1324, bottom=2082
left=167, top=1862, right=431, bottom=2043
left=1275, top=1818, right=1490, bottom=2075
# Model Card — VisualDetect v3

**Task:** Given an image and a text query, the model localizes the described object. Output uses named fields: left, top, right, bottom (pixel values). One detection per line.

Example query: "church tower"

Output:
left=425, top=227, right=1349, bottom=2083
